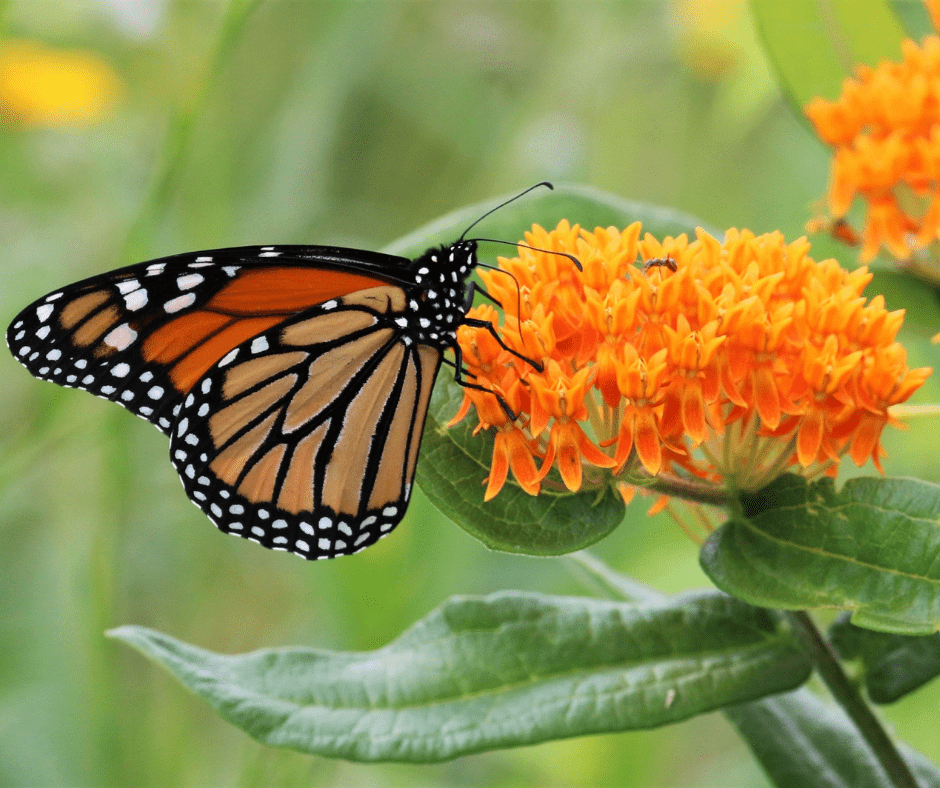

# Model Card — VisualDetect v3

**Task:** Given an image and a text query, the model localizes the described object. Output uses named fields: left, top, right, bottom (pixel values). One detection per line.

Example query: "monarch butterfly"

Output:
left=7, top=185, right=559, bottom=560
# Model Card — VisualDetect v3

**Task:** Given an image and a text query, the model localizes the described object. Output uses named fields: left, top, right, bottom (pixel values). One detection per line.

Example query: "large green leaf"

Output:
left=830, top=614, right=940, bottom=704
left=387, top=183, right=716, bottom=554
left=111, top=590, right=810, bottom=763
left=727, top=688, right=940, bottom=788
left=700, top=474, right=940, bottom=635
left=751, top=0, right=907, bottom=118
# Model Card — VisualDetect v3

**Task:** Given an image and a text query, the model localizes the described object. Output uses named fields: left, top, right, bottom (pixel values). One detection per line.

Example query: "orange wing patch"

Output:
left=140, top=270, right=397, bottom=394
left=205, top=268, right=391, bottom=314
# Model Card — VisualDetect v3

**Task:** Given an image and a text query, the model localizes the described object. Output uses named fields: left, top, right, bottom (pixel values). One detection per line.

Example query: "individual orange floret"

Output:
left=612, top=345, right=669, bottom=475
left=529, top=363, right=615, bottom=491
left=448, top=381, right=541, bottom=501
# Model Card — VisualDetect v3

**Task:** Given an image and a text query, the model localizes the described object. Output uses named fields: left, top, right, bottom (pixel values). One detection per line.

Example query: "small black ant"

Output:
left=642, top=256, right=677, bottom=273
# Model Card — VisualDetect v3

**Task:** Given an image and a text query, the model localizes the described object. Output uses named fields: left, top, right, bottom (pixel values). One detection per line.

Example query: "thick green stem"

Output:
left=787, top=611, right=920, bottom=788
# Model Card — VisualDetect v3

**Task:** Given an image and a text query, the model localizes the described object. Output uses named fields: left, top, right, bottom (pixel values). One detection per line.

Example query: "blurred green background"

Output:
left=1, top=1, right=938, bottom=786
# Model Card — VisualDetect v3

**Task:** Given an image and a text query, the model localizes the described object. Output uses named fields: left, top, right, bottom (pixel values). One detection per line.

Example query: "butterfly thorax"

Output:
left=402, top=240, right=477, bottom=348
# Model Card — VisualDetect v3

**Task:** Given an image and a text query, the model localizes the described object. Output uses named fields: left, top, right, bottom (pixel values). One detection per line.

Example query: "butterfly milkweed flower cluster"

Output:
left=805, top=0, right=940, bottom=265
left=451, top=221, right=931, bottom=507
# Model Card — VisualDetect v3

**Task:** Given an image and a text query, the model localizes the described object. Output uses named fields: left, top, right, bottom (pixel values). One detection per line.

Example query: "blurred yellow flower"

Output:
left=806, top=0, right=940, bottom=263
left=452, top=222, right=931, bottom=506
left=0, top=40, right=121, bottom=127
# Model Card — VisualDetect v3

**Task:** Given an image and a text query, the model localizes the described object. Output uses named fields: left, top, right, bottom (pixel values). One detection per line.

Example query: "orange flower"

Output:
left=805, top=8, right=940, bottom=263
left=450, top=221, right=931, bottom=503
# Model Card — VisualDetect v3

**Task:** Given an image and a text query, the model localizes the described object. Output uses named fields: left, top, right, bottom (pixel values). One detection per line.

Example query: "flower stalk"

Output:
left=787, top=611, right=921, bottom=788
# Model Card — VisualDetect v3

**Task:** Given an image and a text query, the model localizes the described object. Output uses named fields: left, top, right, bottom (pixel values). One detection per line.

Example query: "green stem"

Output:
left=643, top=473, right=732, bottom=507
left=787, top=611, right=920, bottom=788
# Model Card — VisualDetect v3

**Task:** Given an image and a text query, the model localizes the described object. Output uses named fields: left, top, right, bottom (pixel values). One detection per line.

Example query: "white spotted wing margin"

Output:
left=3, top=255, right=243, bottom=434
left=168, top=286, right=443, bottom=560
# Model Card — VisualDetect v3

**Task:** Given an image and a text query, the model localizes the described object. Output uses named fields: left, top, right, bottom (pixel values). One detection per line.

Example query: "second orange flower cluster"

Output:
left=452, top=221, right=930, bottom=502
left=806, top=3, right=940, bottom=262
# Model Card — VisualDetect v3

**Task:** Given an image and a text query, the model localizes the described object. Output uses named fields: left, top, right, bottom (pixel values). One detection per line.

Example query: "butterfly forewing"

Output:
left=6, top=247, right=407, bottom=434
left=168, top=286, right=443, bottom=559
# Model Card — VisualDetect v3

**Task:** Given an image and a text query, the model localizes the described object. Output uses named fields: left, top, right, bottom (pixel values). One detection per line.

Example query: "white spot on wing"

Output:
left=177, top=273, right=204, bottom=290
left=36, top=304, right=54, bottom=322
left=164, top=293, right=196, bottom=313
left=251, top=336, right=269, bottom=354
left=104, top=324, right=137, bottom=351
left=124, top=289, right=148, bottom=311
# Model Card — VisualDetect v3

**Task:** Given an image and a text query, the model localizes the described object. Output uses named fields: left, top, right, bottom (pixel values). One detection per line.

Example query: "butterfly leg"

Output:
left=461, top=316, right=543, bottom=373
left=462, top=281, right=542, bottom=372
left=449, top=341, right=518, bottom=422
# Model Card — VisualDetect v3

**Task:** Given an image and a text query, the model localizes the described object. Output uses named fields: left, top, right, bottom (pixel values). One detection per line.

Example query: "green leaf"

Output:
left=418, top=380, right=625, bottom=554
left=700, top=474, right=940, bottom=635
left=727, top=688, right=940, bottom=788
left=751, top=0, right=907, bottom=116
left=110, top=590, right=810, bottom=763
left=388, top=183, right=716, bottom=554
left=830, top=613, right=940, bottom=703
left=890, top=0, right=934, bottom=39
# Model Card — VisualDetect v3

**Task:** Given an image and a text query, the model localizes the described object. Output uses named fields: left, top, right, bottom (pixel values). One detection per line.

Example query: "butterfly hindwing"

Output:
left=168, top=285, right=443, bottom=559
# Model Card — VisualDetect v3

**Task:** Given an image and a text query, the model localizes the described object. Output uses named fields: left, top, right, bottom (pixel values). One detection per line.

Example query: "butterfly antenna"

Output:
left=472, top=238, right=583, bottom=271
left=458, top=182, right=554, bottom=242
